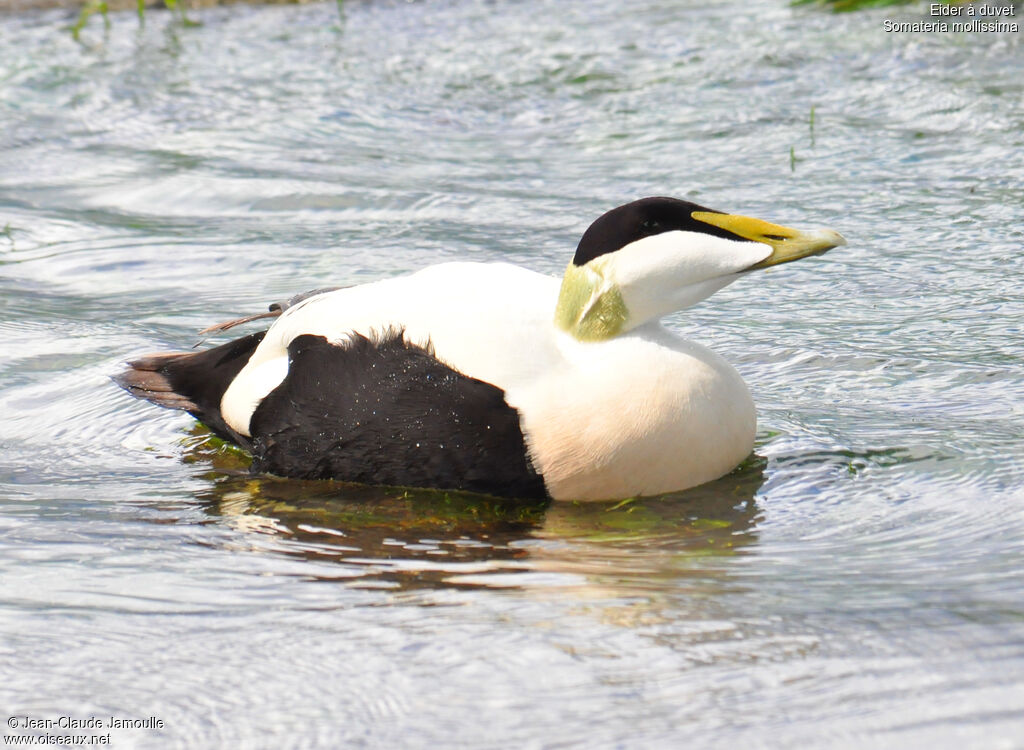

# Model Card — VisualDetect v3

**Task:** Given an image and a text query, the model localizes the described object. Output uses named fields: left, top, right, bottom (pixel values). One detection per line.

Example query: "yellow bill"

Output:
left=692, top=210, right=846, bottom=269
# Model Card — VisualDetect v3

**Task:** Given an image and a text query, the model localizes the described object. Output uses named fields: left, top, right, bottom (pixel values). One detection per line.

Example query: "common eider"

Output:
left=116, top=197, right=845, bottom=501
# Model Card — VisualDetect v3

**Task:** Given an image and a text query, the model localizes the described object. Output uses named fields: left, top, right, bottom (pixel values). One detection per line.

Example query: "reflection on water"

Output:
left=185, top=427, right=764, bottom=594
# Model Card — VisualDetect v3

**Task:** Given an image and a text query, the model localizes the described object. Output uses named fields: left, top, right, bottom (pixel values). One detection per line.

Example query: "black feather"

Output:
left=248, top=332, right=548, bottom=500
left=114, top=332, right=265, bottom=448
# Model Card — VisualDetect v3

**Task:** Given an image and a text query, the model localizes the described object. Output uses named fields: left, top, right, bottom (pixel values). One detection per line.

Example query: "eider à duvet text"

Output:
left=115, top=197, right=845, bottom=501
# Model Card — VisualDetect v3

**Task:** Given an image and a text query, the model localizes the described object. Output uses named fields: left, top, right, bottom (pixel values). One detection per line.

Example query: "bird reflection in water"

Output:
left=182, top=426, right=765, bottom=597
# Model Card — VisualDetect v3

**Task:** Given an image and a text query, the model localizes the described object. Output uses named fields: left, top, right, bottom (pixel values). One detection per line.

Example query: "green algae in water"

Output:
left=71, top=0, right=109, bottom=42
left=72, top=0, right=200, bottom=41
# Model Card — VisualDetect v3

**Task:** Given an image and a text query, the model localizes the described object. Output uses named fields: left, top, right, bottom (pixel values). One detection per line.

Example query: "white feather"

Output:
left=221, top=263, right=562, bottom=436
left=601, top=230, right=771, bottom=330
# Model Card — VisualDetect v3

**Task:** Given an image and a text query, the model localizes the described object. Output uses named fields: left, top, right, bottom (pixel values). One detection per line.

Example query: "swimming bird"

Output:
left=115, top=197, right=844, bottom=501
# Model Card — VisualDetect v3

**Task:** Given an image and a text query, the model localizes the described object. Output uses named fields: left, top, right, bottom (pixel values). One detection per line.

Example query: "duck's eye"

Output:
left=641, top=219, right=660, bottom=232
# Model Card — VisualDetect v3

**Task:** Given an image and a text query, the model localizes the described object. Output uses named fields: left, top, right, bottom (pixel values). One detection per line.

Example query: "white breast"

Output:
left=508, top=325, right=756, bottom=500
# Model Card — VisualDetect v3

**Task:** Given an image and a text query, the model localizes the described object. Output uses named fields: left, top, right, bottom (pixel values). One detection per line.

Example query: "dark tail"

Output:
left=114, top=331, right=266, bottom=448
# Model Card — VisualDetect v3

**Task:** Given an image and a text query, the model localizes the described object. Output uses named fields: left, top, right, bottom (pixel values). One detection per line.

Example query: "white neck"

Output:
left=554, top=231, right=771, bottom=341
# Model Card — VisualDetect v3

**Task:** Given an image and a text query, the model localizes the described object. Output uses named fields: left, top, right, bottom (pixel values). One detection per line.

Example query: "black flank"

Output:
left=249, top=332, right=548, bottom=500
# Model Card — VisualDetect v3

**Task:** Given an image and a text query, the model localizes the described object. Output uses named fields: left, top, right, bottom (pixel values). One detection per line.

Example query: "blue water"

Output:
left=1, top=0, right=1023, bottom=747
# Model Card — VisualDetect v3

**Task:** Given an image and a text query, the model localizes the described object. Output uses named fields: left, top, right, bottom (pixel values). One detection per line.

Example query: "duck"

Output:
left=115, top=196, right=845, bottom=501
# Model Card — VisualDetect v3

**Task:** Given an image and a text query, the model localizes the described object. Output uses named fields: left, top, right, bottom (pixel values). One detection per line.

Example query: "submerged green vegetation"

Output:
left=793, top=0, right=925, bottom=9
left=72, top=0, right=199, bottom=40
left=65, top=0, right=978, bottom=41
left=793, top=0, right=975, bottom=10
left=790, top=0, right=991, bottom=9
left=67, top=0, right=349, bottom=41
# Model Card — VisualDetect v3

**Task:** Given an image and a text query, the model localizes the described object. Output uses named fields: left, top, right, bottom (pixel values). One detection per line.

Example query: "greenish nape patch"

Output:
left=553, top=262, right=628, bottom=342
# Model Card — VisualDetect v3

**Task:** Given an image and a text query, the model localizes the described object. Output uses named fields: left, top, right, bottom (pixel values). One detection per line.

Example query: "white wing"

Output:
left=221, top=262, right=564, bottom=436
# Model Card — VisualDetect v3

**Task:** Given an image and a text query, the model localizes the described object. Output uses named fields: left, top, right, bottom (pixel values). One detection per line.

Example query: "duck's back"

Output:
left=244, top=262, right=565, bottom=399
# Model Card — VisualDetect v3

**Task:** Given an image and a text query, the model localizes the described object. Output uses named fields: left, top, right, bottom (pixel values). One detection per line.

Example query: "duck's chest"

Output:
left=507, top=333, right=757, bottom=501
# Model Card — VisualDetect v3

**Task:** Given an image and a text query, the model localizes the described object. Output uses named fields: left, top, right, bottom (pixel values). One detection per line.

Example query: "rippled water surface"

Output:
left=2, top=0, right=1023, bottom=746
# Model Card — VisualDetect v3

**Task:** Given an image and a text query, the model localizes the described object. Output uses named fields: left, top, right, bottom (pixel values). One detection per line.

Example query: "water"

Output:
left=1, top=0, right=1023, bottom=746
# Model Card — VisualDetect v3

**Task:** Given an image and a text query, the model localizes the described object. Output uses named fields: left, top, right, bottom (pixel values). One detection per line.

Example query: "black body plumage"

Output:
left=116, top=328, right=547, bottom=500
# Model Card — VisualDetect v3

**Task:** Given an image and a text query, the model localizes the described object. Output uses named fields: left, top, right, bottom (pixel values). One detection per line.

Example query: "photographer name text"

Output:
left=7, top=717, right=163, bottom=731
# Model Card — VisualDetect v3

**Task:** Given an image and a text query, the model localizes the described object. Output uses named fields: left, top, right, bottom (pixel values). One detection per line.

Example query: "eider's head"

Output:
left=554, top=196, right=846, bottom=341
